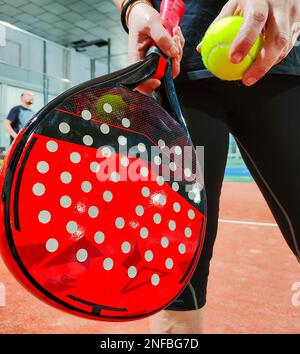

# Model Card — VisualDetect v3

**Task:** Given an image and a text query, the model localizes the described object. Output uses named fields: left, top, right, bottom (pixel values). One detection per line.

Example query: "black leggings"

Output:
left=167, top=74, right=300, bottom=311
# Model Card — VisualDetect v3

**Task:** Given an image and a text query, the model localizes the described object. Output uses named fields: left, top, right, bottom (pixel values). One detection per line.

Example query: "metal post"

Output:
left=107, top=38, right=111, bottom=74
left=43, top=40, right=49, bottom=105
left=90, top=58, right=96, bottom=79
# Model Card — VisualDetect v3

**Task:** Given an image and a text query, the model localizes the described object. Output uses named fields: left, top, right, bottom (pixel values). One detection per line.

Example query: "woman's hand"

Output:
left=127, top=3, right=185, bottom=94
left=215, top=0, right=300, bottom=86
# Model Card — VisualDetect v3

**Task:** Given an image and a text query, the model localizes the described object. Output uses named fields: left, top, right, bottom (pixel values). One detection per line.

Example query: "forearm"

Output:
left=3, top=120, right=17, bottom=139
left=113, top=0, right=125, bottom=12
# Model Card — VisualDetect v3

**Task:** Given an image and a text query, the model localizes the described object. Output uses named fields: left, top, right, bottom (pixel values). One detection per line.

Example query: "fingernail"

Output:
left=244, top=77, right=256, bottom=86
left=231, top=53, right=243, bottom=64
left=196, top=42, right=202, bottom=53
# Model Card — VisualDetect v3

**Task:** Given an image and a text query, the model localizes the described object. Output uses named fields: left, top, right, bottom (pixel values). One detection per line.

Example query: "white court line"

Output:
left=218, top=218, right=278, bottom=227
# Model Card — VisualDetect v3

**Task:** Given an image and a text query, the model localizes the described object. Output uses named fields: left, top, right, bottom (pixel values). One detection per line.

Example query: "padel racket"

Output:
left=0, top=0, right=206, bottom=321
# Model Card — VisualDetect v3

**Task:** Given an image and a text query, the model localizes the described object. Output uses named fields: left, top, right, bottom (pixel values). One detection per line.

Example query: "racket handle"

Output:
left=160, top=0, right=185, bottom=35
left=147, top=0, right=185, bottom=79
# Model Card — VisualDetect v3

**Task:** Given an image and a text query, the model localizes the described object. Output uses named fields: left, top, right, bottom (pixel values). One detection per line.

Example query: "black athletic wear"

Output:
left=152, top=0, right=300, bottom=79
left=164, top=74, right=300, bottom=310
left=150, top=1, right=300, bottom=310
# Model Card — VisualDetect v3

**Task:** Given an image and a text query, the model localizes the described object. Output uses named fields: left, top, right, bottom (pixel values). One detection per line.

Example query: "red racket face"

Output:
left=0, top=83, right=206, bottom=321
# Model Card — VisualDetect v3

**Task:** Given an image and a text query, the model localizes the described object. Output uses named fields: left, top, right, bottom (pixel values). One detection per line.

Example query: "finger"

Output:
left=172, top=56, right=181, bottom=78
left=136, top=79, right=161, bottom=94
left=149, top=22, right=179, bottom=58
left=214, top=0, right=238, bottom=23
left=196, top=41, right=202, bottom=53
left=242, top=3, right=292, bottom=86
left=229, top=1, right=268, bottom=63
left=173, top=26, right=185, bottom=49
left=270, top=4, right=291, bottom=52
left=274, top=44, right=291, bottom=65
left=242, top=19, right=290, bottom=86
left=268, top=5, right=295, bottom=66
left=128, top=33, right=151, bottom=64
left=173, top=34, right=183, bottom=60
left=291, top=21, right=300, bottom=46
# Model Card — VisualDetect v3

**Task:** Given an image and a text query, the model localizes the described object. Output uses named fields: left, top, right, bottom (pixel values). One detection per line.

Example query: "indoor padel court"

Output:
left=0, top=0, right=300, bottom=335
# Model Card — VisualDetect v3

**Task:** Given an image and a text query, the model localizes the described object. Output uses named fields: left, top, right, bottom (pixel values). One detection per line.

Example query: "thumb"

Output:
left=149, top=22, right=179, bottom=58
left=213, top=1, right=238, bottom=24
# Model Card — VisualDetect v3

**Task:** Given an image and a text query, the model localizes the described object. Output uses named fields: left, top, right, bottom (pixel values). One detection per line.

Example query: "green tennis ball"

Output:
left=201, top=16, right=263, bottom=81
left=96, top=94, right=127, bottom=116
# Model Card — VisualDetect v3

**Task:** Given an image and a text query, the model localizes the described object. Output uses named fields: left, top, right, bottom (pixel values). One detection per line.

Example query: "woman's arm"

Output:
left=215, top=0, right=300, bottom=86
left=113, top=0, right=185, bottom=93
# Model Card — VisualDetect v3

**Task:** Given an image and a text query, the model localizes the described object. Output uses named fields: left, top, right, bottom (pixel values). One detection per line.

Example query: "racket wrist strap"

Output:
left=121, top=0, right=153, bottom=33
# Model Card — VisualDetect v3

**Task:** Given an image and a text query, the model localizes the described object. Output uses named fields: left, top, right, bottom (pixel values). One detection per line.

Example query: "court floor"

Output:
left=0, top=182, right=299, bottom=334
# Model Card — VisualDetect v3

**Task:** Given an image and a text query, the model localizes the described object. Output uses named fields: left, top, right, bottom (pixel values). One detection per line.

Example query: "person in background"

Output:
left=3, top=92, right=34, bottom=143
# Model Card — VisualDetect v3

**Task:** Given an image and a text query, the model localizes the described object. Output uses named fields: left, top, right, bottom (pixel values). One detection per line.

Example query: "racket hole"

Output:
left=66, top=221, right=78, bottom=234
left=103, top=257, right=114, bottom=271
left=46, top=140, right=58, bottom=152
left=118, top=136, right=127, bottom=146
left=184, top=227, right=192, bottom=238
left=115, top=217, right=125, bottom=229
left=37, top=161, right=49, bottom=174
left=103, top=191, right=113, bottom=202
left=88, top=206, right=99, bottom=218
left=172, top=182, right=179, bottom=191
left=70, top=152, right=81, bottom=164
left=90, top=162, right=100, bottom=173
left=81, top=110, right=92, bottom=121
left=76, top=249, right=88, bottom=263
left=110, top=171, right=120, bottom=183
left=83, top=135, right=93, bottom=146
left=121, top=241, right=131, bottom=254
left=151, top=274, right=160, bottom=286
left=158, top=139, right=166, bottom=149
left=156, top=176, right=164, bottom=186
left=100, top=123, right=110, bottom=135
left=173, top=202, right=181, bottom=212
left=135, top=205, right=144, bottom=217
left=120, top=156, right=129, bottom=167
left=169, top=162, right=177, bottom=172
left=60, top=171, right=72, bottom=184
left=165, top=258, right=174, bottom=270
left=140, top=167, right=149, bottom=178
left=140, top=227, right=149, bottom=239
left=168, top=220, right=176, bottom=231
left=94, top=231, right=105, bottom=244
left=174, top=146, right=182, bottom=156
left=81, top=181, right=92, bottom=193
left=188, top=209, right=195, bottom=220
left=178, top=243, right=186, bottom=254
left=45, top=238, right=58, bottom=253
left=137, top=143, right=146, bottom=153
left=141, top=187, right=150, bottom=198
left=145, top=250, right=153, bottom=262
left=153, top=213, right=162, bottom=224
left=38, top=210, right=51, bottom=224
left=32, top=183, right=45, bottom=196
left=59, top=122, right=70, bottom=134
left=122, top=118, right=130, bottom=128
left=103, top=103, right=112, bottom=113
left=60, top=195, right=72, bottom=208
left=158, top=194, right=167, bottom=206
left=127, top=266, right=137, bottom=279
left=161, top=237, right=169, bottom=248
left=184, top=168, right=192, bottom=178
left=153, top=156, right=162, bottom=166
